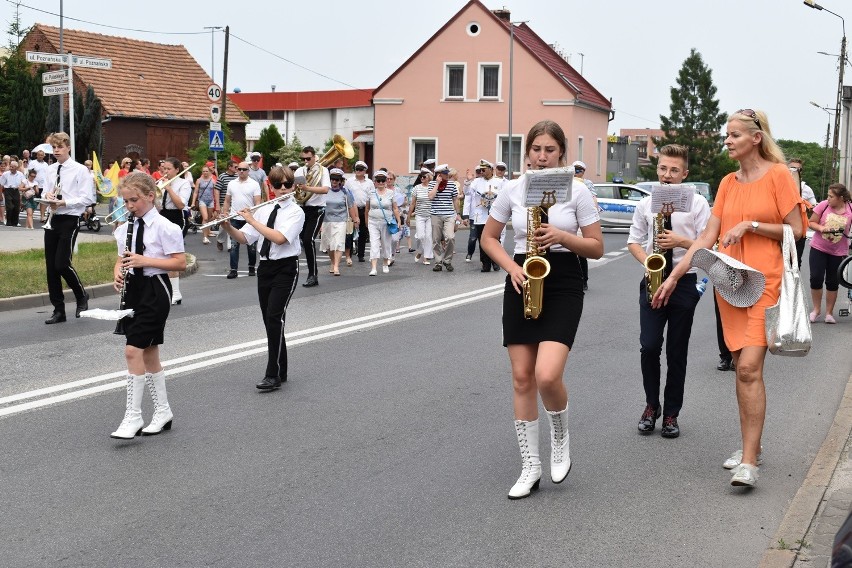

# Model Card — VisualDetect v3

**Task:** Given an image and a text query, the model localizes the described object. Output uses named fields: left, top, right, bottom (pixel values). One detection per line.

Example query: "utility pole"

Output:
left=221, top=26, right=229, bottom=127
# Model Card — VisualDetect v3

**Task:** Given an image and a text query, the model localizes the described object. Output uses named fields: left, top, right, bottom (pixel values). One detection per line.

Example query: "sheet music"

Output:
left=648, top=184, right=695, bottom=214
left=521, top=167, right=574, bottom=208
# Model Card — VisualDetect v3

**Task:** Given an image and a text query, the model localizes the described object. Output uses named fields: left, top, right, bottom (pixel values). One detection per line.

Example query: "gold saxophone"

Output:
left=644, top=210, right=668, bottom=302
left=522, top=192, right=556, bottom=320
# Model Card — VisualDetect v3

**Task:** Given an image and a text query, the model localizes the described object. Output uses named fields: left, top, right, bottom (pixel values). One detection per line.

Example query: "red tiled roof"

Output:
left=374, top=0, right=611, bottom=112
left=26, top=24, right=247, bottom=123
left=228, top=90, right=374, bottom=112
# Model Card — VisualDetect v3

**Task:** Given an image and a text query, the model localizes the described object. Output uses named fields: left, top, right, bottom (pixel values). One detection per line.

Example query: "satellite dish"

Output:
left=233, top=87, right=241, bottom=93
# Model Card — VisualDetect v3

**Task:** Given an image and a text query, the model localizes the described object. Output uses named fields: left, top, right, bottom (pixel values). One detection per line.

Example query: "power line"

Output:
left=7, top=0, right=209, bottom=35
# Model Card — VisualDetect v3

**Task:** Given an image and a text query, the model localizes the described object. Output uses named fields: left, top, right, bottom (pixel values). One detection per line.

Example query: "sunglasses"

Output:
left=374, top=178, right=387, bottom=182
left=301, top=156, right=312, bottom=161
left=237, top=167, right=249, bottom=171
left=355, top=167, right=366, bottom=171
left=330, top=177, right=343, bottom=181
left=736, top=109, right=762, bottom=130
left=283, top=181, right=294, bottom=188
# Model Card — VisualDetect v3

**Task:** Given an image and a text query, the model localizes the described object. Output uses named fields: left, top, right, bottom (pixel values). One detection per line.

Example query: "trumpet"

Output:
left=156, top=163, right=196, bottom=204
left=35, top=197, right=61, bottom=230
left=198, top=192, right=296, bottom=230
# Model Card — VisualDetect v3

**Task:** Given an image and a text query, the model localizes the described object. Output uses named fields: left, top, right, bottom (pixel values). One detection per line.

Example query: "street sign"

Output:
left=209, top=122, right=221, bottom=131
left=43, top=84, right=70, bottom=96
left=26, top=51, right=67, bottom=65
left=209, top=130, right=225, bottom=152
left=210, top=104, right=221, bottom=122
left=207, top=83, right=223, bottom=102
left=72, top=55, right=112, bottom=69
left=25, top=51, right=112, bottom=69
left=42, top=69, right=69, bottom=83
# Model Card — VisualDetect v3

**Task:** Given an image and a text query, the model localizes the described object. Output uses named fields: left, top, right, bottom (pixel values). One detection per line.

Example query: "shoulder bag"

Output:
left=375, top=191, right=399, bottom=235
left=765, top=224, right=812, bottom=356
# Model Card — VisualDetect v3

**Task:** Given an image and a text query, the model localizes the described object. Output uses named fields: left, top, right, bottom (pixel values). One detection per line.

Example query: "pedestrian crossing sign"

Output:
left=209, top=130, right=225, bottom=151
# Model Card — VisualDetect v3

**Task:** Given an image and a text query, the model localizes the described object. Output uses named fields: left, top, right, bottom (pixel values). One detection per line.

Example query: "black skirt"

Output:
left=502, top=252, right=584, bottom=348
left=160, top=208, right=185, bottom=230
left=123, top=273, right=172, bottom=349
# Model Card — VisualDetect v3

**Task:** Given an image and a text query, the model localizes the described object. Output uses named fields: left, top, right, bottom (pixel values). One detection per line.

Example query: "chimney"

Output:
left=492, top=8, right=510, bottom=22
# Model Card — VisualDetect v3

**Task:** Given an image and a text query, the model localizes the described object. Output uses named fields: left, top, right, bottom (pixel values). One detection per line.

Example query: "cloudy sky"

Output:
left=8, top=0, right=848, bottom=144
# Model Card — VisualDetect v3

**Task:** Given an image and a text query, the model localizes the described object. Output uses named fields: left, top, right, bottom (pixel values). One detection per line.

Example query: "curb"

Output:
left=760, top=372, right=852, bottom=567
left=0, top=254, right=198, bottom=313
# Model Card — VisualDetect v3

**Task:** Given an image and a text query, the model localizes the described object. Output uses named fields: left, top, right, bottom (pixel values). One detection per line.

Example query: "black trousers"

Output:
left=257, top=257, right=299, bottom=380
left=300, top=206, right=324, bottom=277
left=356, top=206, right=368, bottom=260
left=475, top=224, right=494, bottom=267
left=639, top=273, right=699, bottom=417
left=713, top=293, right=731, bottom=361
left=467, top=219, right=478, bottom=256
left=44, top=214, right=86, bottom=313
left=795, top=237, right=806, bottom=269
left=4, top=188, right=20, bottom=226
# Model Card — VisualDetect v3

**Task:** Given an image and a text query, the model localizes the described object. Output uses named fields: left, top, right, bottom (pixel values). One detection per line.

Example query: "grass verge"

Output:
left=0, top=242, right=117, bottom=299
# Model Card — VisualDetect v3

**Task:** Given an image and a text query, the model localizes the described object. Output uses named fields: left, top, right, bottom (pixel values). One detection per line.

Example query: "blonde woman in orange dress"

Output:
left=654, top=109, right=805, bottom=488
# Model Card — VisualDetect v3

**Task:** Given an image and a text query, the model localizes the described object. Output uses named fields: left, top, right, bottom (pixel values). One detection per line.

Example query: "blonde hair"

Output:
left=119, top=171, right=157, bottom=198
left=729, top=109, right=786, bottom=164
left=47, top=132, right=70, bottom=147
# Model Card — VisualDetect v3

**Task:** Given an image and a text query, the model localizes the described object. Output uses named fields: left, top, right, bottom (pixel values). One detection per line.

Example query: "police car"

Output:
left=592, top=183, right=651, bottom=228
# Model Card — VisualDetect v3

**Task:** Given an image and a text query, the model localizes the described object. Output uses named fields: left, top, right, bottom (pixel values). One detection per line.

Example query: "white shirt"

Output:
left=470, top=176, right=504, bottom=225
left=113, top=207, right=185, bottom=276
left=490, top=178, right=599, bottom=254
left=241, top=197, right=305, bottom=260
left=1, top=170, right=25, bottom=189
left=801, top=182, right=817, bottom=207
left=42, top=158, right=96, bottom=216
left=162, top=177, right=192, bottom=210
left=30, top=159, right=49, bottom=187
left=626, top=189, right=711, bottom=273
left=295, top=163, right=331, bottom=207
left=345, top=177, right=374, bottom=208
left=226, top=177, right=262, bottom=220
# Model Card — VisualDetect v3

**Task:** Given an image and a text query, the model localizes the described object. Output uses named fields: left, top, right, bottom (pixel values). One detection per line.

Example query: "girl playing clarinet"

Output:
left=110, top=172, right=186, bottom=439
left=219, top=166, right=305, bottom=390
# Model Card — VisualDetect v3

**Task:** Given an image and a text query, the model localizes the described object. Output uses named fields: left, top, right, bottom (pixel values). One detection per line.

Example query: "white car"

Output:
left=593, top=183, right=650, bottom=228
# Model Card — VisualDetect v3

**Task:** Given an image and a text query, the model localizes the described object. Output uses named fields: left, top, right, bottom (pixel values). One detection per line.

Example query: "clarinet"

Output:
left=114, top=213, right=136, bottom=335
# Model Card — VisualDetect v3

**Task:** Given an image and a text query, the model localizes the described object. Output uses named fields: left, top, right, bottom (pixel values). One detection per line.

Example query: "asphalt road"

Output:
left=1, top=228, right=850, bottom=567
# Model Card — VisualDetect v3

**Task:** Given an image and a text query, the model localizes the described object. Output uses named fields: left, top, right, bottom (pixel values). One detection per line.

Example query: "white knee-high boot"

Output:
left=546, top=405, right=571, bottom=483
left=142, top=370, right=173, bottom=435
left=508, top=419, right=542, bottom=499
left=111, top=374, right=145, bottom=439
left=170, top=277, right=182, bottom=305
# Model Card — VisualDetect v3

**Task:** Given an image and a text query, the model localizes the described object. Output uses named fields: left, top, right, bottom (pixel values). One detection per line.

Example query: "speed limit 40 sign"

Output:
left=206, top=83, right=223, bottom=102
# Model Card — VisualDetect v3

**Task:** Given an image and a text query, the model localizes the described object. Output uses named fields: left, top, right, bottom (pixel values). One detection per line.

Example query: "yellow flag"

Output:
left=101, top=159, right=120, bottom=198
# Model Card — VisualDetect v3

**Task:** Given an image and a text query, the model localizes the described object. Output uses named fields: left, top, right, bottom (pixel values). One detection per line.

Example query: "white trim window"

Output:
left=497, top=134, right=523, bottom=175
left=444, top=63, right=466, bottom=100
left=410, top=138, right=437, bottom=172
left=478, top=63, right=501, bottom=99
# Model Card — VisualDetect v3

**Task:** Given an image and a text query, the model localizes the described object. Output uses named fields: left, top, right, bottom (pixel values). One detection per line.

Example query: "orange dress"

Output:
left=712, top=163, right=804, bottom=350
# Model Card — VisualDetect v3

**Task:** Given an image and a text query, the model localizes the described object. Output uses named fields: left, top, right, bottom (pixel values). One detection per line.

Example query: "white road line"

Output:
left=0, top=284, right=504, bottom=417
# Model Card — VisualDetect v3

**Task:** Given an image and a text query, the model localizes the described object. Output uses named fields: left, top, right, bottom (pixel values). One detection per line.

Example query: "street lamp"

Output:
left=810, top=100, right=834, bottom=197
left=804, top=0, right=846, bottom=182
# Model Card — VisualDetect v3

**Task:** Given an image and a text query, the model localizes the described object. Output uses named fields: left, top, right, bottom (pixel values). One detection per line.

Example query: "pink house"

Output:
left=373, top=1, right=612, bottom=180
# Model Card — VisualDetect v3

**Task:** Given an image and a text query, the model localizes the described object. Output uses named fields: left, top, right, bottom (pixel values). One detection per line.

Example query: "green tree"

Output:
left=186, top=120, right=244, bottom=175
left=777, top=139, right=831, bottom=200
left=649, top=48, right=731, bottom=192
left=253, top=124, right=284, bottom=173
left=0, top=10, right=46, bottom=155
left=273, top=134, right=304, bottom=167
left=75, top=85, right=103, bottom=160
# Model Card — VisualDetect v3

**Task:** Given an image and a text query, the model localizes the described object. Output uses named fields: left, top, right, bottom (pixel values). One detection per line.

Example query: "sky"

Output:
left=5, top=0, right=849, bottom=145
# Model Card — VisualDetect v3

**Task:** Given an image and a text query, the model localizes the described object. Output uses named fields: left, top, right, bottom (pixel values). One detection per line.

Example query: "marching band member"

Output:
left=294, top=146, right=330, bottom=287
left=219, top=166, right=305, bottom=390
left=469, top=159, right=504, bottom=272
left=42, top=132, right=96, bottom=324
left=110, top=172, right=186, bottom=439
left=481, top=120, right=603, bottom=499
left=626, top=144, right=710, bottom=439
left=158, top=157, right=192, bottom=305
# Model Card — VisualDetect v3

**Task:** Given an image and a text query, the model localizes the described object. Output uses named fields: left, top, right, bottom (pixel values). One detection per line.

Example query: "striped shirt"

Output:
left=215, top=172, right=238, bottom=208
left=428, top=180, right=458, bottom=216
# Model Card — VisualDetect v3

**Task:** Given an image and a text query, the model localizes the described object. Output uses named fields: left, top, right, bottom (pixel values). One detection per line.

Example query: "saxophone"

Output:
left=644, top=211, right=667, bottom=302
left=521, top=192, right=556, bottom=320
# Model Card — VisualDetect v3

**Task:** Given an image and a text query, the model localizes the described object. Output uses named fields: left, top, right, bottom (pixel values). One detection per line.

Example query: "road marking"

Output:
left=0, top=284, right=504, bottom=417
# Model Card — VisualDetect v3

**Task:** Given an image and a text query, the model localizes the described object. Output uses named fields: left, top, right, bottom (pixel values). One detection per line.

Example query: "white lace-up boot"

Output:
left=508, top=419, right=542, bottom=500
left=142, top=370, right=173, bottom=435
left=546, top=406, right=572, bottom=483
left=110, top=374, right=145, bottom=439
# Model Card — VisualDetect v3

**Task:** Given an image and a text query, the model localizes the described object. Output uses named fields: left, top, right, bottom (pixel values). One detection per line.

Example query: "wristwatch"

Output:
left=751, top=221, right=759, bottom=232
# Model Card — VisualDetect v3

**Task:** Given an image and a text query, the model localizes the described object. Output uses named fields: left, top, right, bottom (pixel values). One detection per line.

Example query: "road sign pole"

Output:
left=67, top=52, right=75, bottom=160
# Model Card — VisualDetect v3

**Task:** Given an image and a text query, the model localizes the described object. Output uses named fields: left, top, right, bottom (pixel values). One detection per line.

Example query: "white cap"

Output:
left=329, top=168, right=345, bottom=177
left=287, top=162, right=299, bottom=169
left=478, top=159, right=493, bottom=169
left=248, top=151, right=261, bottom=159
left=373, top=170, right=388, bottom=179
left=355, top=160, right=368, bottom=169
left=436, top=163, right=450, bottom=173
left=495, top=161, right=507, bottom=169
left=420, top=167, right=432, bottom=174
left=423, top=158, right=436, bottom=166
left=572, top=160, right=587, bottom=170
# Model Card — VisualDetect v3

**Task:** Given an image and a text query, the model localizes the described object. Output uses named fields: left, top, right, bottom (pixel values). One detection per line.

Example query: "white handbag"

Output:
left=765, top=224, right=812, bottom=356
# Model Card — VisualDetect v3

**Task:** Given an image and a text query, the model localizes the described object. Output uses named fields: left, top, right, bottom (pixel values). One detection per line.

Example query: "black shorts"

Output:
left=502, top=252, right=584, bottom=348
left=123, top=273, right=172, bottom=349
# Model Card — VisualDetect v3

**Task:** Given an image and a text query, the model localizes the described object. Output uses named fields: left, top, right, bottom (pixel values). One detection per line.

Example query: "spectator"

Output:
left=808, top=183, right=852, bottom=324
left=344, top=160, right=374, bottom=263
left=192, top=165, right=217, bottom=244
left=408, top=169, right=434, bottom=265
left=428, top=164, right=461, bottom=272
left=1, top=160, right=24, bottom=226
left=321, top=168, right=357, bottom=275
left=20, top=169, right=39, bottom=229
left=364, top=170, right=400, bottom=276
left=214, top=160, right=239, bottom=252
left=224, top=162, right=262, bottom=279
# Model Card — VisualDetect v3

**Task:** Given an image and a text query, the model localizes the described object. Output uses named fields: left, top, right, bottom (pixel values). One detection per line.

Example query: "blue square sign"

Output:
left=209, top=130, right=225, bottom=152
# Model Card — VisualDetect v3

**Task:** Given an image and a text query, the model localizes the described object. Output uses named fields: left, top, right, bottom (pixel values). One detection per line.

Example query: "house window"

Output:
left=499, top=135, right=523, bottom=174
left=578, top=136, right=584, bottom=161
left=272, top=110, right=285, bottom=120
left=479, top=64, right=500, bottom=99
left=411, top=138, right=437, bottom=172
left=445, top=64, right=465, bottom=99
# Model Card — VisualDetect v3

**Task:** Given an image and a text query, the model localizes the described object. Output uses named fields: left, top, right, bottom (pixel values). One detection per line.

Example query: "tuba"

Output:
left=521, top=192, right=556, bottom=320
left=295, top=134, right=354, bottom=205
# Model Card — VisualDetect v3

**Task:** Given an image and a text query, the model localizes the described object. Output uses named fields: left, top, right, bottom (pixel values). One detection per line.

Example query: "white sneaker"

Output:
left=730, top=463, right=759, bottom=487
left=382, top=265, right=389, bottom=273
left=369, top=268, right=377, bottom=276
left=423, top=260, right=431, bottom=265
left=723, top=447, right=764, bottom=469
